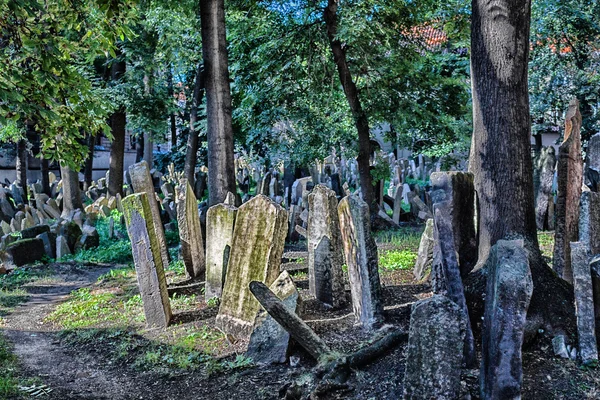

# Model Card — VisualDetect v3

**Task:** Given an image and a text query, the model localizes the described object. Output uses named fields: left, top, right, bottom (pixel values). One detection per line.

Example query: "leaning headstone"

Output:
left=338, top=195, right=383, bottom=329
left=79, top=226, right=100, bottom=250
left=128, top=161, right=170, bottom=270
left=433, top=202, right=476, bottom=367
left=307, top=185, right=346, bottom=308
left=392, top=184, right=403, bottom=224
left=55, top=235, right=72, bottom=259
left=481, top=239, right=533, bottom=399
left=205, top=202, right=237, bottom=299
left=175, top=180, right=205, bottom=279
left=553, top=98, right=584, bottom=283
left=534, top=146, right=557, bottom=230
left=571, top=242, right=598, bottom=364
left=579, top=191, right=600, bottom=254
left=2, top=239, right=46, bottom=267
left=430, top=172, right=477, bottom=276
left=403, top=295, right=466, bottom=400
left=122, top=193, right=172, bottom=328
left=215, top=195, right=287, bottom=338
left=246, top=271, right=299, bottom=364
left=413, top=218, right=434, bottom=281
left=36, top=232, right=54, bottom=258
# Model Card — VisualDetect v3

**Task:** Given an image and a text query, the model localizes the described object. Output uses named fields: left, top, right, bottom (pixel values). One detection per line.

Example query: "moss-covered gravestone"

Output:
left=205, top=202, right=237, bottom=299
left=337, top=195, right=383, bottom=329
left=215, top=195, right=287, bottom=338
left=123, top=193, right=172, bottom=328
left=307, top=184, right=346, bottom=308
left=175, top=180, right=205, bottom=279
left=128, top=161, right=170, bottom=271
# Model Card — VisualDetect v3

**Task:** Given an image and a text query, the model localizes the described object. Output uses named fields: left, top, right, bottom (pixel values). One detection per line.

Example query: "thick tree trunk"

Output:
left=135, top=134, right=144, bottom=163
left=60, top=164, right=83, bottom=217
left=84, top=133, right=95, bottom=190
left=185, top=63, right=206, bottom=187
left=167, top=67, right=177, bottom=148
left=108, top=59, right=126, bottom=197
left=323, top=0, right=374, bottom=212
left=16, top=139, right=28, bottom=202
left=40, top=157, right=50, bottom=196
left=200, top=0, right=237, bottom=206
left=469, top=0, right=574, bottom=335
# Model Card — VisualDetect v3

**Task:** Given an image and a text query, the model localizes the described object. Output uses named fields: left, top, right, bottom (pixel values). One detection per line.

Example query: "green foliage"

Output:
left=379, top=249, right=418, bottom=271
left=67, top=239, right=133, bottom=264
left=0, top=334, right=20, bottom=398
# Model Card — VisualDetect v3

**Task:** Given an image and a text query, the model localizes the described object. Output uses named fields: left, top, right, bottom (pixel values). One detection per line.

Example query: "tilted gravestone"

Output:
left=205, top=202, right=237, bottom=300
left=481, top=239, right=533, bottom=399
left=553, top=98, right=583, bottom=283
left=579, top=191, right=600, bottom=254
left=215, top=195, right=287, bottom=338
left=534, top=146, right=557, bottom=230
left=122, top=193, right=172, bottom=328
left=403, top=295, right=466, bottom=400
left=175, top=180, right=205, bottom=279
left=570, top=242, right=598, bottom=364
left=307, top=185, right=346, bottom=308
left=338, top=195, right=383, bottom=329
left=246, top=271, right=299, bottom=364
left=413, top=218, right=434, bottom=281
left=392, top=184, right=403, bottom=224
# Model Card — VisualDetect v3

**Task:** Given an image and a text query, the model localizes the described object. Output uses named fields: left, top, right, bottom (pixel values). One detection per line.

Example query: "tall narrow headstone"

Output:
left=585, top=133, right=600, bottom=191
left=122, top=193, right=172, bottom=328
left=392, top=184, right=403, bottom=224
left=553, top=98, right=583, bottom=283
left=481, top=240, right=533, bottom=399
left=215, top=195, right=287, bottom=338
left=579, top=191, right=600, bottom=254
left=534, top=146, right=557, bottom=230
left=175, top=180, right=205, bottom=279
left=571, top=242, right=598, bottom=364
left=128, top=161, right=170, bottom=270
left=205, top=202, right=237, bottom=299
left=307, top=185, right=346, bottom=308
left=338, top=195, right=383, bottom=329
left=413, top=218, right=434, bottom=281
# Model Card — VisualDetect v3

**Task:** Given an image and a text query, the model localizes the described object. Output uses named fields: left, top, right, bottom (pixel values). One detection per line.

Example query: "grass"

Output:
left=0, top=334, right=20, bottom=398
left=374, top=227, right=422, bottom=250
left=0, top=267, right=52, bottom=316
left=379, top=249, right=418, bottom=271
left=538, top=231, right=554, bottom=263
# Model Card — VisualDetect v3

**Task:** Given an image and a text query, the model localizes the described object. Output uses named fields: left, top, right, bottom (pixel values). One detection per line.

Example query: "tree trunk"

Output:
left=323, top=0, right=374, bottom=212
left=16, top=139, right=28, bottom=202
left=108, top=59, right=126, bottom=197
left=469, top=0, right=574, bottom=335
left=184, top=63, right=205, bottom=187
left=136, top=134, right=144, bottom=163
left=142, top=72, right=154, bottom=168
left=40, top=157, right=50, bottom=196
left=167, top=67, right=177, bottom=148
left=84, top=133, right=95, bottom=190
left=60, top=164, right=83, bottom=217
left=200, top=0, right=237, bottom=206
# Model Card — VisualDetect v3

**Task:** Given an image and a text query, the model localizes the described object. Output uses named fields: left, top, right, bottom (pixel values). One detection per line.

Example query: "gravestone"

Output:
left=128, top=161, right=170, bottom=270
left=246, top=271, right=298, bottom=364
left=481, top=240, right=533, bottom=399
left=2, top=238, right=45, bottom=267
left=307, top=185, right=346, bottom=308
left=579, top=191, right=600, bottom=254
left=205, top=202, right=237, bottom=299
left=571, top=242, right=598, bottom=364
left=56, top=235, right=71, bottom=259
left=553, top=99, right=583, bottom=283
left=403, top=295, right=466, bottom=400
left=585, top=133, right=600, bottom=191
left=534, top=146, right=557, bottom=230
left=338, top=195, right=383, bottom=329
left=122, top=193, right=172, bottom=328
left=175, top=180, right=205, bottom=279
left=430, top=171, right=477, bottom=276
left=413, top=218, right=434, bottom=281
left=215, top=195, right=287, bottom=338
left=392, top=184, right=403, bottom=224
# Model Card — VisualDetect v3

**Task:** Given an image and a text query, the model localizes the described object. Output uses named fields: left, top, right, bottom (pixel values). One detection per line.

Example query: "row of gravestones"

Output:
left=121, top=163, right=387, bottom=364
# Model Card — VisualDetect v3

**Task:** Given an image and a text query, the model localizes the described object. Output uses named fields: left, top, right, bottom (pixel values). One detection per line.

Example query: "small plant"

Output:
left=206, top=297, right=220, bottom=308
left=0, top=334, right=20, bottom=397
left=379, top=249, right=418, bottom=271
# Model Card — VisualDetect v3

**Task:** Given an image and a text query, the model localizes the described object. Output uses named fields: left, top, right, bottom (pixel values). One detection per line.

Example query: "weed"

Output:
left=289, top=270, right=308, bottom=280
left=66, top=239, right=133, bottom=264
left=97, top=267, right=135, bottom=284
left=206, top=297, right=220, bottom=308
left=379, top=249, right=417, bottom=271
left=167, top=259, right=186, bottom=277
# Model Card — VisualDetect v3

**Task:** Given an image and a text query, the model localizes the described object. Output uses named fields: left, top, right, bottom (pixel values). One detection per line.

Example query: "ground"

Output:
left=0, top=221, right=598, bottom=400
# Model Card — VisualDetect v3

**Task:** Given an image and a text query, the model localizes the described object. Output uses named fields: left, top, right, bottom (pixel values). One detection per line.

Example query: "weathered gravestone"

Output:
left=205, top=202, right=237, bottom=299
left=392, top=184, right=403, bottom=224
left=433, top=202, right=476, bottom=368
left=481, top=240, right=533, bottom=399
left=579, top=191, right=600, bottom=254
left=2, top=238, right=46, bottom=267
left=175, top=180, right=205, bottom=279
left=570, top=242, right=598, bottom=364
left=128, top=161, right=170, bottom=270
left=403, top=295, right=466, bottom=400
left=122, top=193, right=172, bottom=328
left=430, top=171, right=477, bottom=276
left=585, top=133, right=600, bottom=191
left=553, top=98, right=583, bottom=283
left=215, top=195, right=287, bottom=338
left=307, top=185, right=346, bottom=308
left=338, top=195, right=383, bottom=329
left=413, top=218, right=434, bottom=281
left=534, top=146, right=557, bottom=230
left=246, top=271, right=299, bottom=364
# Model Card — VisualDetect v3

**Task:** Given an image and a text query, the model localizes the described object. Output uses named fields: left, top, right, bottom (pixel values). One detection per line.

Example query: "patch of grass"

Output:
left=379, top=249, right=418, bottom=271
left=289, top=270, right=308, bottom=280
left=66, top=239, right=133, bottom=264
left=97, top=267, right=136, bottom=285
left=0, top=288, right=29, bottom=316
left=374, top=227, right=422, bottom=250
left=538, top=231, right=554, bottom=262
left=0, top=334, right=20, bottom=398
left=167, top=259, right=186, bottom=277
left=0, top=267, right=50, bottom=292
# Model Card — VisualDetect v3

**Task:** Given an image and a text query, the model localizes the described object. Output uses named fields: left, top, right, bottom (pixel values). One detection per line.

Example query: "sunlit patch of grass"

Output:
left=170, top=293, right=200, bottom=311
left=374, top=227, right=422, bottom=250
left=538, top=231, right=554, bottom=263
left=97, top=267, right=136, bottom=285
left=379, top=249, right=418, bottom=271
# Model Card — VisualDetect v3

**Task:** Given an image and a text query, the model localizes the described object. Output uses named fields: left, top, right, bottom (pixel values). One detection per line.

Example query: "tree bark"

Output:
left=142, top=72, right=154, bottom=168
left=200, top=0, right=236, bottom=206
left=468, top=0, right=574, bottom=335
left=167, top=67, right=177, bottom=148
left=185, top=63, right=206, bottom=187
left=323, top=0, right=375, bottom=212
left=60, top=164, right=83, bottom=217
left=84, top=133, right=95, bottom=190
left=108, top=59, right=126, bottom=197
left=16, top=139, right=28, bottom=202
